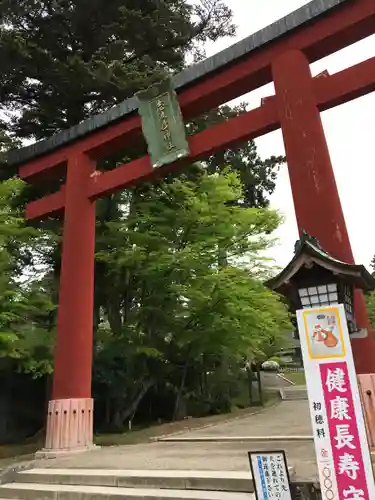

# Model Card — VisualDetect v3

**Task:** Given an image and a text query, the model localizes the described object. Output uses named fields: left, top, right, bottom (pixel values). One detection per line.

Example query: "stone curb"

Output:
left=277, top=374, right=296, bottom=386
left=0, top=482, right=257, bottom=500
left=35, top=445, right=100, bottom=461
left=157, top=435, right=314, bottom=443
left=4, top=467, right=296, bottom=497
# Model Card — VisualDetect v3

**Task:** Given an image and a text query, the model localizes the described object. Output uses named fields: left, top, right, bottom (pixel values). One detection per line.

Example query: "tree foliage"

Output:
left=366, top=257, right=375, bottom=333
left=0, top=0, right=291, bottom=432
left=91, top=168, right=291, bottom=426
left=0, top=0, right=234, bottom=139
left=0, top=179, right=55, bottom=375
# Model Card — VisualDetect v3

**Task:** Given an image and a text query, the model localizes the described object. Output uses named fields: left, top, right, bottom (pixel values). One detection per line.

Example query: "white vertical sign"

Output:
left=248, top=450, right=292, bottom=500
left=297, top=304, right=375, bottom=500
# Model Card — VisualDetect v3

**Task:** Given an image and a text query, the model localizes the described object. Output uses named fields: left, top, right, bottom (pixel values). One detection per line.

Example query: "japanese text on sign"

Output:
left=249, top=451, right=292, bottom=500
left=155, top=98, right=174, bottom=152
left=297, top=305, right=375, bottom=500
left=321, top=362, right=370, bottom=500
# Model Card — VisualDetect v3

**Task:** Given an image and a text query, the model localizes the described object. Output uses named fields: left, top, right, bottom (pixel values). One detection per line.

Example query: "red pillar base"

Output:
left=36, top=398, right=96, bottom=458
left=358, top=375, right=375, bottom=452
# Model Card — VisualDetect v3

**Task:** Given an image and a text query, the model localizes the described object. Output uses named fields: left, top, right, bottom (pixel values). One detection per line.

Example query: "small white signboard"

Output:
left=248, top=450, right=292, bottom=500
left=297, top=304, right=375, bottom=500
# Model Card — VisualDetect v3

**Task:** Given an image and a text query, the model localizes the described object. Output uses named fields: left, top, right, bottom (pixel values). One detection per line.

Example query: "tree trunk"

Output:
left=218, top=245, right=228, bottom=268
left=200, top=357, right=205, bottom=398
left=104, top=397, right=111, bottom=426
left=121, top=379, right=155, bottom=425
left=173, top=360, right=189, bottom=421
left=245, top=362, right=253, bottom=406
left=112, top=406, right=123, bottom=430
left=107, top=303, right=122, bottom=336
left=204, top=368, right=209, bottom=399
left=42, top=374, right=53, bottom=430
left=109, top=379, right=155, bottom=430
left=257, top=364, right=263, bottom=406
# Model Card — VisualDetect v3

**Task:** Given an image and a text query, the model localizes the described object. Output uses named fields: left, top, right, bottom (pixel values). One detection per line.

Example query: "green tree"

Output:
left=0, top=178, right=55, bottom=375
left=0, top=0, right=289, bottom=428
left=0, top=0, right=234, bottom=139
left=0, top=0, right=236, bottom=369
left=366, top=256, right=375, bottom=333
left=366, top=291, right=375, bottom=334
left=93, top=168, right=291, bottom=427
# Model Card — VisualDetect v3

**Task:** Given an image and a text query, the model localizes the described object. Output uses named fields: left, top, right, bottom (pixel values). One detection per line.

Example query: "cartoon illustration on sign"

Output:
left=312, top=320, right=338, bottom=348
left=304, top=309, right=345, bottom=359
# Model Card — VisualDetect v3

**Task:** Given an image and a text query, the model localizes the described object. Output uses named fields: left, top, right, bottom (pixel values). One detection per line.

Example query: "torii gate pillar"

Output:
left=36, top=154, right=96, bottom=457
left=272, top=50, right=375, bottom=376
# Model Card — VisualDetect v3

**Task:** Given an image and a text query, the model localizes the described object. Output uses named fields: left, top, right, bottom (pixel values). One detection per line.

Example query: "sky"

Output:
left=205, top=0, right=375, bottom=270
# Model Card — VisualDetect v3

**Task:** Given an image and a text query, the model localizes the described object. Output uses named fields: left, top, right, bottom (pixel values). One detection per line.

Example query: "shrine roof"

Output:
left=266, top=232, right=375, bottom=292
left=6, top=0, right=349, bottom=167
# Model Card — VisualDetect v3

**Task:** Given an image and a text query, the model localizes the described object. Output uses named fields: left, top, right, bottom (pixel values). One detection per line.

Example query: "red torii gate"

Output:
left=7, top=0, right=375, bottom=454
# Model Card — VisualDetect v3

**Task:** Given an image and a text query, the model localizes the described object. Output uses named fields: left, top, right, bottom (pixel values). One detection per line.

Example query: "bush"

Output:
left=268, top=356, right=283, bottom=366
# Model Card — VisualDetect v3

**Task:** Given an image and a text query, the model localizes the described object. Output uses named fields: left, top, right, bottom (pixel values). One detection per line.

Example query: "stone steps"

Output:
left=0, top=469, right=257, bottom=500
left=13, top=469, right=255, bottom=493
left=0, top=483, right=255, bottom=500
left=279, top=386, right=308, bottom=400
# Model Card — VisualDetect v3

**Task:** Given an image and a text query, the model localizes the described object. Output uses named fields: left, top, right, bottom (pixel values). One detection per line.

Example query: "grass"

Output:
left=0, top=438, right=43, bottom=462
left=281, top=370, right=306, bottom=385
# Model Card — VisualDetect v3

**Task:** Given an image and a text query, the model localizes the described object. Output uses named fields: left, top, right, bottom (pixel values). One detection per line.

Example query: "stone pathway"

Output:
left=32, top=401, right=317, bottom=481
left=260, top=372, right=294, bottom=389
left=174, top=400, right=311, bottom=438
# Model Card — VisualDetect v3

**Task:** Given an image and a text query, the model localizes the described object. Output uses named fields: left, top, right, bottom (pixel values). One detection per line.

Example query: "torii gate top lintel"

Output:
left=6, top=0, right=367, bottom=171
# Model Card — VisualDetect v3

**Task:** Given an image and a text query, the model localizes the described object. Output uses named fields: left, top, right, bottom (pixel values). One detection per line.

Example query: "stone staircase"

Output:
left=279, top=386, right=308, bottom=401
left=0, top=469, right=257, bottom=500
